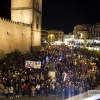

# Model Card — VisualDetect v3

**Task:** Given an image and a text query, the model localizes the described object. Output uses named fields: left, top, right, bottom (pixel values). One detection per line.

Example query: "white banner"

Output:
left=25, top=61, right=34, bottom=68
left=25, top=61, right=41, bottom=69
left=33, top=61, right=41, bottom=69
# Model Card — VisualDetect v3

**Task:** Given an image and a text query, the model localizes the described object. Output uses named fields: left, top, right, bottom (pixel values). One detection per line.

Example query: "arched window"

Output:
left=36, top=2, right=39, bottom=10
left=36, top=16, right=39, bottom=29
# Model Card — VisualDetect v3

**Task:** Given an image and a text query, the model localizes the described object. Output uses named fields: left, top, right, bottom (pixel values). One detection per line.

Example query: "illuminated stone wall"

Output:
left=31, top=12, right=42, bottom=46
left=0, top=0, right=42, bottom=59
left=0, top=17, right=31, bottom=56
left=31, top=0, right=42, bottom=47
left=11, top=9, right=33, bottom=24
left=11, top=0, right=33, bottom=24
left=11, top=0, right=42, bottom=47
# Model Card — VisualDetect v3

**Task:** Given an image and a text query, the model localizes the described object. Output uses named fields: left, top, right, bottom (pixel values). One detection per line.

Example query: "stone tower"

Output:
left=11, top=0, right=42, bottom=51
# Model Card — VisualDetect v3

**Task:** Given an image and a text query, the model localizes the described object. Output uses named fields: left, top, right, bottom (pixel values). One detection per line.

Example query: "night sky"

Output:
left=0, top=0, right=100, bottom=34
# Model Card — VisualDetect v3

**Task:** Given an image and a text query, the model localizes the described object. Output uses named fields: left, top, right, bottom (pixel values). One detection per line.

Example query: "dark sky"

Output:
left=0, top=0, right=11, bottom=20
left=0, top=0, right=100, bottom=34
left=42, top=0, right=100, bottom=33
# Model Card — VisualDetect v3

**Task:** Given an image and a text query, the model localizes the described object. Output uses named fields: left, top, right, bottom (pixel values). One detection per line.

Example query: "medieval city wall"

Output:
left=0, top=17, right=31, bottom=59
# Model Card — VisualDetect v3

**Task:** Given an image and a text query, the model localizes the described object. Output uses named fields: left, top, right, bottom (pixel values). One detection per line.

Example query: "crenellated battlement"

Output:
left=0, top=0, right=42, bottom=58
left=0, top=17, right=31, bottom=27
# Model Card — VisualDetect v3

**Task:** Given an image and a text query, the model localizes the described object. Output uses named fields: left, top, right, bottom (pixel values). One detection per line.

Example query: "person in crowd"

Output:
left=14, top=83, right=20, bottom=98
left=9, top=85, right=14, bottom=99
left=41, top=83, right=45, bottom=97
left=0, top=45, right=99, bottom=99
left=61, top=83, right=65, bottom=99
left=55, top=83, right=59, bottom=97
left=28, top=82, right=32, bottom=97
left=71, top=83, right=75, bottom=97
left=45, top=84, right=49, bottom=97
left=31, top=86, right=36, bottom=97
left=36, top=84, right=41, bottom=97
left=78, top=84, right=83, bottom=94
left=3, top=86, right=9, bottom=99
left=22, top=83, right=28, bottom=96
left=62, top=71, right=67, bottom=82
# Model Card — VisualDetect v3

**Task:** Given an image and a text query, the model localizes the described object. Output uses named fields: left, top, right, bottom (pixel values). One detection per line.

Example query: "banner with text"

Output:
left=25, top=61, right=41, bottom=69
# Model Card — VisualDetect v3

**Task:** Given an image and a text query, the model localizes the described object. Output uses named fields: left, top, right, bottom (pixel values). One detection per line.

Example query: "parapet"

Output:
left=0, top=17, right=31, bottom=27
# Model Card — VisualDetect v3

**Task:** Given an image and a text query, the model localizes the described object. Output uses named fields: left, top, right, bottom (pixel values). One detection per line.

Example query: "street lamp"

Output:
left=50, top=34, right=53, bottom=43
left=48, top=33, right=53, bottom=44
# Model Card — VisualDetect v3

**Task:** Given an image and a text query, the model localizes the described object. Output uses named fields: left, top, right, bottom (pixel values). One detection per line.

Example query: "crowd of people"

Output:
left=0, top=45, right=100, bottom=99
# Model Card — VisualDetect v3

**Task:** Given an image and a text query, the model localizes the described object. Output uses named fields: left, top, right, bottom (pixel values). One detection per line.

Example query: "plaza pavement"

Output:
left=65, top=85, right=100, bottom=100
left=0, top=94, right=63, bottom=100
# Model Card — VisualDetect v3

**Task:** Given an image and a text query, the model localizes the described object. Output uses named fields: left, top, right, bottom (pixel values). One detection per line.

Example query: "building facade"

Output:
left=90, top=22, right=100, bottom=41
left=63, top=34, right=74, bottom=44
left=41, top=30, right=64, bottom=45
left=0, top=0, right=42, bottom=59
left=73, top=24, right=92, bottom=39
left=47, top=30, right=64, bottom=43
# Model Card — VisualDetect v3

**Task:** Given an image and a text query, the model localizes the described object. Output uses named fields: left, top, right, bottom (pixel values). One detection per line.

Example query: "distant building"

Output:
left=47, top=30, right=64, bottom=43
left=41, top=30, right=64, bottom=44
left=90, top=22, right=100, bottom=41
left=63, top=33, right=74, bottom=45
left=73, top=24, right=92, bottom=39
left=73, top=24, right=93, bottom=47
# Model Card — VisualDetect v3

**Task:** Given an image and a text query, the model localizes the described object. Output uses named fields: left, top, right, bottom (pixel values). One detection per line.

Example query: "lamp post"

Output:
left=83, top=32, right=88, bottom=48
left=78, top=32, right=88, bottom=48
left=50, top=34, right=53, bottom=43
left=50, top=33, right=53, bottom=44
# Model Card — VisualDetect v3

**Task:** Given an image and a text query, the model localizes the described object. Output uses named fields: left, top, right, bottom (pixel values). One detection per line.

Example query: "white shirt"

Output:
left=36, top=84, right=40, bottom=90
left=9, top=86, right=14, bottom=93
